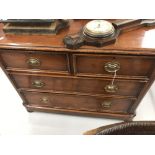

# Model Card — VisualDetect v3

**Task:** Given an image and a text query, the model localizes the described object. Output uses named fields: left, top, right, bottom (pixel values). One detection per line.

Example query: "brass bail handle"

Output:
left=101, top=101, right=112, bottom=109
left=105, top=61, right=120, bottom=73
left=27, top=58, right=41, bottom=67
left=40, top=97, right=49, bottom=104
left=32, top=80, right=45, bottom=88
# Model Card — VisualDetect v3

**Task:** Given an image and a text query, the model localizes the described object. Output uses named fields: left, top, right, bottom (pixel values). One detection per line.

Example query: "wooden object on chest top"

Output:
left=0, top=19, right=155, bottom=121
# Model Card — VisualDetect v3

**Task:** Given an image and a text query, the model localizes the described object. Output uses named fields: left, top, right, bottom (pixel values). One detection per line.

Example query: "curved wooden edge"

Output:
left=83, top=126, right=109, bottom=135
left=83, top=122, right=133, bottom=135
left=83, top=120, right=155, bottom=135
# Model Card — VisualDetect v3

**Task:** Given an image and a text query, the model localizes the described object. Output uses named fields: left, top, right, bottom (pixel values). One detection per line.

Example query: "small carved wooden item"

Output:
left=1, top=19, right=69, bottom=34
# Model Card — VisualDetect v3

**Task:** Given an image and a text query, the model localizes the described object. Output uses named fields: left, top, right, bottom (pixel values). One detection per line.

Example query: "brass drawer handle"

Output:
left=104, top=84, right=118, bottom=93
left=101, top=101, right=112, bottom=109
left=40, top=97, right=49, bottom=104
left=27, top=58, right=41, bottom=67
left=32, top=80, right=45, bottom=88
left=104, top=62, right=120, bottom=73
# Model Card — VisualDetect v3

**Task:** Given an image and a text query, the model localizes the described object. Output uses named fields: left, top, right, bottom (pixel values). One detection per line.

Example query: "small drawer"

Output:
left=74, top=54, right=155, bottom=78
left=0, top=50, right=69, bottom=73
left=12, top=74, right=146, bottom=97
left=23, top=91, right=134, bottom=114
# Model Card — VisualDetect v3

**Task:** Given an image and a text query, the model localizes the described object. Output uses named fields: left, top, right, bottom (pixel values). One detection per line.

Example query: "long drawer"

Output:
left=11, top=73, right=146, bottom=97
left=22, top=91, right=134, bottom=114
left=74, top=54, right=155, bottom=78
left=0, top=50, right=70, bottom=74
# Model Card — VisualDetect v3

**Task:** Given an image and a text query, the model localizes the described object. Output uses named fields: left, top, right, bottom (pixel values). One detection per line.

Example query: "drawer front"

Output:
left=12, top=74, right=145, bottom=97
left=23, top=91, right=134, bottom=114
left=74, top=54, right=155, bottom=77
left=0, top=51, right=69, bottom=73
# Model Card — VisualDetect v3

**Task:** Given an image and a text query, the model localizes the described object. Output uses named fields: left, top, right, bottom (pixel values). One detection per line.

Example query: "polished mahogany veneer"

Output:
left=22, top=91, right=134, bottom=114
left=1, top=50, right=70, bottom=74
left=11, top=73, right=145, bottom=97
left=74, top=54, right=155, bottom=78
left=0, top=20, right=155, bottom=121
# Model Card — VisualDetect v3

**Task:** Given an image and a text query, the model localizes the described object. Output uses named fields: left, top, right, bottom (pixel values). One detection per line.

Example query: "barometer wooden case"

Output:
left=64, top=19, right=155, bottom=49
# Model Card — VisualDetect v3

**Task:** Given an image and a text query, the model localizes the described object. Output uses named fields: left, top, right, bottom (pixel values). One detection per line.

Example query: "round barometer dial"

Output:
left=83, top=20, right=115, bottom=38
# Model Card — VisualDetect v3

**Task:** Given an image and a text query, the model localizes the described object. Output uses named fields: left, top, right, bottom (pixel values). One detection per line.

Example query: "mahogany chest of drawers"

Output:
left=0, top=20, right=155, bottom=121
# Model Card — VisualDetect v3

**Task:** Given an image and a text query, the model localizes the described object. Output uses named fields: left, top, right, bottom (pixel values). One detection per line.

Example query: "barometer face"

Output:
left=83, top=20, right=115, bottom=38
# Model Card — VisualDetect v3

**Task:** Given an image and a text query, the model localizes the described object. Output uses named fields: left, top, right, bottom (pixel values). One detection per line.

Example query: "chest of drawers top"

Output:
left=0, top=20, right=155, bottom=55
